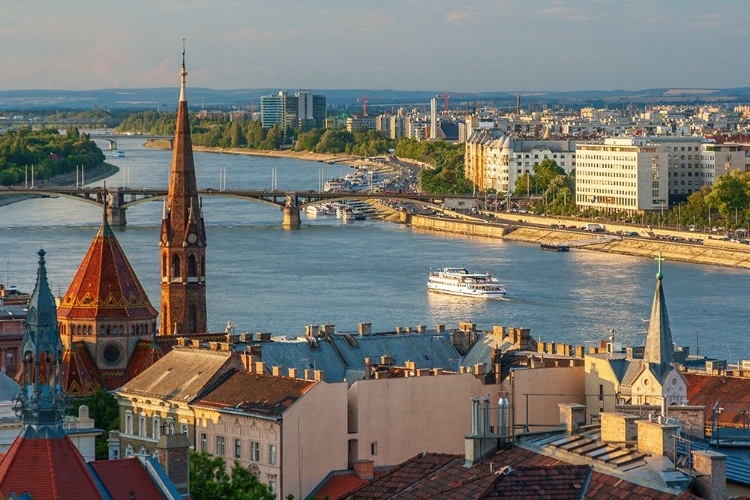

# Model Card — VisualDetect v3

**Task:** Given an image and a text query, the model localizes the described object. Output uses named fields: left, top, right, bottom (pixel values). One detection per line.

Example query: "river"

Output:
left=0, top=135, right=747, bottom=362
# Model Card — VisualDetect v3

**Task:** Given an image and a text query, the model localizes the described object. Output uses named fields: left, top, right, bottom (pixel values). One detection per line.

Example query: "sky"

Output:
left=2, top=0, right=749, bottom=93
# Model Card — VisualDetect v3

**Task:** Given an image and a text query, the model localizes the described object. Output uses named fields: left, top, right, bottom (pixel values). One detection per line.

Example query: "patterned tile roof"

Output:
left=62, top=341, right=103, bottom=397
left=0, top=435, right=103, bottom=499
left=193, top=369, right=316, bottom=418
left=57, top=217, right=157, bottom=321
left=89, top=458, right=166, bottom=500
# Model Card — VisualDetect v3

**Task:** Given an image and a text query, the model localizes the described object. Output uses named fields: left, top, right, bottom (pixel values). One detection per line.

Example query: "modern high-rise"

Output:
left=261, top=91, right=326, bottom=131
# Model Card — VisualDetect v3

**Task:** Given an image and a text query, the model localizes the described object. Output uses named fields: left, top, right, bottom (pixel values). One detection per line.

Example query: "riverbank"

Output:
left=0, top=162, right=120, bottom=207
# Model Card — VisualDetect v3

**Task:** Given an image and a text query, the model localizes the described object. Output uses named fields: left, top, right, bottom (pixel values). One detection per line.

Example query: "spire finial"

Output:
left=179, top=39, right=187, bottom=102
left=655, top=252, right=665, bottom=280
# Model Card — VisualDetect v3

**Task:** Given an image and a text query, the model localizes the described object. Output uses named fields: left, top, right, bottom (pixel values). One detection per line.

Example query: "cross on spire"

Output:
left=655, top=252, right=665, bottom=280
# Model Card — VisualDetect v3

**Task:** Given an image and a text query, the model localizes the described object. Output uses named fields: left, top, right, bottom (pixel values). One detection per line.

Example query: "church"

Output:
left=53, top=50, right=215, bottom=397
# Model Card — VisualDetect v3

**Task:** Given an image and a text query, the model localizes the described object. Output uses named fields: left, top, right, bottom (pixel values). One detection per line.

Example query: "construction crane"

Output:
left=356, top=95, right=369, bottom=117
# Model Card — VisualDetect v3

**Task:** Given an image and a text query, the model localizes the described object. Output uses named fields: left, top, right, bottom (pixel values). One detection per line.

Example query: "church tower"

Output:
left=160, top=48, right=207, bottom=335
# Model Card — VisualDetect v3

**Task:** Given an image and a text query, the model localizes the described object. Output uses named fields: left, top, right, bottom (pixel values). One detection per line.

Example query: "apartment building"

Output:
left=260, top=90, right=326, bottom=130
left=575, top=137, right=668, bottom=213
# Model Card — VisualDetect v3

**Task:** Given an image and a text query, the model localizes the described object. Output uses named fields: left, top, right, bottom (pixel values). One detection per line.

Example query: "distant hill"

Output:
left=1, top=86, right=749, bottom=111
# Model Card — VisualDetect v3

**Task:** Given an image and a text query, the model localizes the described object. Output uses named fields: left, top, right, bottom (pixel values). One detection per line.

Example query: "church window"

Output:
left=172, top=254, right=181, bottom=279
left=162, top=254, right=167, bottom=277
left=6, top=352, right=13, bottom=370
left=188, top=254, right=197, bottom=278
left=189, top=306, right=197, bottom=333
left=153, top=417, right=161, bottom=439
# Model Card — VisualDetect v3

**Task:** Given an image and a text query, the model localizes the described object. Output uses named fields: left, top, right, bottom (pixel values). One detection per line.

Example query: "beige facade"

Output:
left=511, top=364, right=586, bottom=431
left=193, top=380, right=348, bottom=500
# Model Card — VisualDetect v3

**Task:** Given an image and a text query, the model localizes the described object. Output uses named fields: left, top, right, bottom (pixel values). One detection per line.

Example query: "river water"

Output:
left=0, top=136, right=747, bottom=361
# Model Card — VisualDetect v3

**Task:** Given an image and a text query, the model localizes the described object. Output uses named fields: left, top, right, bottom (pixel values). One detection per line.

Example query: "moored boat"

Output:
left=540, top=243, right=570, bottom=252
left=427, top=267, right=506, bottom=298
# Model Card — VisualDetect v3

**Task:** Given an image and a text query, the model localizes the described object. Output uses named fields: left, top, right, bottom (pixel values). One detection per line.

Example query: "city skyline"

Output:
left=3, top=1, right=749, bottom=93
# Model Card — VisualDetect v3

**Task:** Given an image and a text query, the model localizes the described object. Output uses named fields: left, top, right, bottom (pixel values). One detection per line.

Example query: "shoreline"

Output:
left=0, top=162, right=120, bottom=207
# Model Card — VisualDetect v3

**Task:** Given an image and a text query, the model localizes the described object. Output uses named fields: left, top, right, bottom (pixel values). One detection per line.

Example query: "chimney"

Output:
left=636, top=419, right=678, bottom=461
left=176, top=338, right=187, bottom=347
left=559, top=403, right=587, bottom=433
left=692, top=450, right=727, bottom=500
left=474, top=363, right=486, bottom=375
left=416, top=324, right=426, bottom=333
left=353, top=459, right=374, bottom=480
left=380, top=355, right=393, bottom=366
left=304, top=369, right=312, bottom=380
left=464, top=397, right=497, bottom=466
left=358, top=323, right=372, bottom=336
left=240, top=332, right=254, bottom=342
left=492, top=325, right=505, bottom=339
left=288, top=367, right=298, bottom=378
left=241, top=353, right=255, bottom=372
left=364, top=358, right=372, bottom=380
left=157, top=433, right=191, bottom=495
left=255, top=361, right=266, bottom=375
left=600, top=412, right=639, bottom=443
left=313, top=369, right=324, bottom=381
left=191, top=340, right=201, bottom=348
left=395, top=326, right=402, bottom=334
left=405, top=361, right=416, bottom=371
left=435, top=324, right=445, bottom=332
left=459, top=321, right=475, bottom=332
left=257, top=332, right=271, bottom=342
left=321, top=324, right=335, bottom=337
left=305, top=325, right=320, bottom=338
left=272, top=366, right=282, bottom=377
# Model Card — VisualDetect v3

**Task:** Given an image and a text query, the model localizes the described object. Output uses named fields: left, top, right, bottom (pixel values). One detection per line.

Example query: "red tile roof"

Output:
left=62, top=341, right=104, bottom=397
left=193, top=370, right=316, bottom=418
left=341, top=448, right=702, bottom=500
left=0, top=435, right=103, bottom=499
left=684, top=373, right=750, bottom=427
left=90, top=458, right=167, bottom=500
left=57, top=218, right=157, bottom=321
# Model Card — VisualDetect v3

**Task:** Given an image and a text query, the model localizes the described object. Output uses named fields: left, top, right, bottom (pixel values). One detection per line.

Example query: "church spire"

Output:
left=17, top=249, right=66, bottom=437
left=643, top=253, right=674, bottom=381
left=160, top=45, right=207, bottom=335
left=179, top=39, right=187, bottom=103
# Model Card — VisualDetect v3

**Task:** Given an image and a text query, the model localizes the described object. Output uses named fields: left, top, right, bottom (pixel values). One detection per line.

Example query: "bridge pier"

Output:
left=107, top=205, right=127, bottom=226
left=282, top=195, right=301, bottom=230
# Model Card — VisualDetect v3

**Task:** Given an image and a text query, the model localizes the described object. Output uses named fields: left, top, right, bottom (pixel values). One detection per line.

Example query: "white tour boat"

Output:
left=427, top=267, right=506, bottom=299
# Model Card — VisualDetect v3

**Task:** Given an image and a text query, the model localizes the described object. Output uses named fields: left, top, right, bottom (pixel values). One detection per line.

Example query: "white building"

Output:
left=575, top=137, right=668, bottom=213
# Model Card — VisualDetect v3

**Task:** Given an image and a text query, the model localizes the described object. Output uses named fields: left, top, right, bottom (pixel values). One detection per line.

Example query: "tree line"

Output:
left=0, top=126, right=105, bottom=186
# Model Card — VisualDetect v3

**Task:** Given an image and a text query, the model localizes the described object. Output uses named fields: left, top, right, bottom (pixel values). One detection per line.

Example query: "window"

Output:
left=235, top=439, right=242, bottom=459
left=201, top=433, right=207, bottom=451
left=216, top=436, right=225, bottom=456
left=251, top=441, right=260, bottom=461
left=125, top=412, right=133, bottom=435
left=181, top=423, right=188, bottom=435
left=153, top=417, right=161, bottom=440
left=371, top=442, right=378, bottom=456
left=139, top=417, right=146, bottom=437
left=269, top=444, right=276, bottom=465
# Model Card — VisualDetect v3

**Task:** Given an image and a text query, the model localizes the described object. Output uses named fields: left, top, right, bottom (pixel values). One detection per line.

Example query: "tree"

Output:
left=190, top=451, right=274, bottom=500
left=705, top=170, right=750, bottom=228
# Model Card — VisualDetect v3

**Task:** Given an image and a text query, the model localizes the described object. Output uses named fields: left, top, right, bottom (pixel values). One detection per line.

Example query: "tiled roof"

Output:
left=126, top=339, right=164, bottom=382
left=684, top=373, right=750, bottom=427
left=62, top=341, right=104, bottom=397
left=57, top=217, right=157, bottom=321
left=342, top=447, right=702, bottom=500
left=193, top=370, right=316, bottom=418
left=89, top=458, right=166, bottom=500
left=0, top=435, right=103, bottom=499
left=118, top=347, right=236, bottom=401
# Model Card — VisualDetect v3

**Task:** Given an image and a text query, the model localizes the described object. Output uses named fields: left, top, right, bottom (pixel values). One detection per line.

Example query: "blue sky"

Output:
left=2, top=0, right=749, bottom=92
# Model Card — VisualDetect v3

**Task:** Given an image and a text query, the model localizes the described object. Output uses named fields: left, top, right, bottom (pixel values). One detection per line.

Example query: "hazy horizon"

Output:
left=3, top=1, right=749, bottom=93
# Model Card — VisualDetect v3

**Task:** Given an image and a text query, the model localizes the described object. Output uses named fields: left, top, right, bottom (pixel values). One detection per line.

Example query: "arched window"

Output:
left=162, top=254, right=167, bottom=277
left=125, top=414, right=133, bottom=435
left=181, top=423, right=188, bottom=435
left=188, top=254, right=197, bottom=278
left=172, top=254, right=181, bottom=279
left=153, top=417, right=161, bottom=440
left=139, top=416, right=146, bottom=437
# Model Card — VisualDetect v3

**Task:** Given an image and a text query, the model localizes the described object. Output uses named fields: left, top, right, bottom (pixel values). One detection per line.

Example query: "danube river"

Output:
left=1, top=136, right=747, bottom=361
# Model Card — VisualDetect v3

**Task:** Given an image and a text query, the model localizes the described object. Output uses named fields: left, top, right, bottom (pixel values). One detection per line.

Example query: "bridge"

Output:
left=0, top=186, right=494, bottom=229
